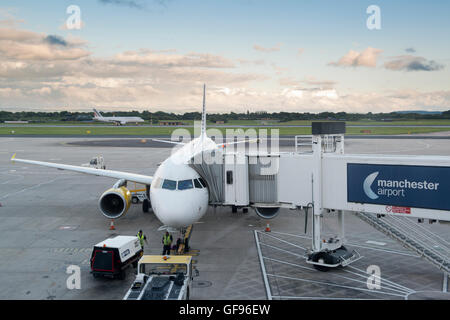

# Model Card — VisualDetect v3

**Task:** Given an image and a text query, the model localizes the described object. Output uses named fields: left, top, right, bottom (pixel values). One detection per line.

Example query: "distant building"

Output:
left=215, top=120, right=225, bottom=124
left=159, top=121, right=184, bottom=126
left=76, top=115, right=93, bottom=121
left=258, top=119, right=279, bottom=125
left=4, top=120, right=29, bottom=124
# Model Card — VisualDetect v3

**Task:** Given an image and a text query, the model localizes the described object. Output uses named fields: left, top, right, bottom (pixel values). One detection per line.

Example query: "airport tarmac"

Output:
left=0, top=136, right=449, bottom=300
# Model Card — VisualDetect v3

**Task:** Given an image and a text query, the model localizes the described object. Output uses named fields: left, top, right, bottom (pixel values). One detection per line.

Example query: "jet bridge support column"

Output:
left=338, top=210, right=345, bottom=243
left=444, top=272, right=449, bottom=293
left=311, top=135, right=323, bottom=253
left=306, top=123, right=360, bottom=271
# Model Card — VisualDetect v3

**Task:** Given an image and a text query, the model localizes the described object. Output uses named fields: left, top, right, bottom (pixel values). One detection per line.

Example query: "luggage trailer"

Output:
left=123, top=255, right=194, bottom=300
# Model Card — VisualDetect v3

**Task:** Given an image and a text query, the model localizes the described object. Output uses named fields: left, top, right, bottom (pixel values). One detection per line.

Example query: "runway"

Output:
left=1, top=134, right=449, bottom=149
left=0, top=137, right=449, bottom=299
left=2, top=124, right=450, bottom=128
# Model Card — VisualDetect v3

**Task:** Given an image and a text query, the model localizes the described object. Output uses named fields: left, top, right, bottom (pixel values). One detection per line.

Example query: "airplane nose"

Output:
left=156, top=205, right=191, bottom=228
left=151, top=189, right=207, bottom=228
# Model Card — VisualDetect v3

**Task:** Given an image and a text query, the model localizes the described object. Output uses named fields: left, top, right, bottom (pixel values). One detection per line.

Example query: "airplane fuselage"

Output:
left=94, top=116, right=145, bottom=125
left=13, top=86, right=216, bottom=229
left=150, top=135, right=218, bottom=228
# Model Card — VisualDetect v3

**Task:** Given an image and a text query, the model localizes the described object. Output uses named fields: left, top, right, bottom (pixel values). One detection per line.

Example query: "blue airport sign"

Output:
left=347, top=163, right=450, bottom=211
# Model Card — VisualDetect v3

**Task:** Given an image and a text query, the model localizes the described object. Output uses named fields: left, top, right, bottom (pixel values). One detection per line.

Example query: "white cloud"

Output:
left=282, top=88, right=303, bottom=99
left=0, top=24, right=269, bottom=110
left=114, top=50, right=235, bottom=68
left=313, top=89, right=338, bottom=99
left=0, top=24, right=448, bottom=114
left=253, top=43, right=282, bottom=53
left=0, top=27, right=90, bottom=61
left=329, top=47, right=382, bottom=68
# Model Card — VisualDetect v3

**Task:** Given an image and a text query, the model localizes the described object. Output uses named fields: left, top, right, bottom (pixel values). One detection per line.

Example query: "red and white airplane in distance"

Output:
left=11, top=85, right=257, bottom=229
left=93, top=108, right=145, bottom=125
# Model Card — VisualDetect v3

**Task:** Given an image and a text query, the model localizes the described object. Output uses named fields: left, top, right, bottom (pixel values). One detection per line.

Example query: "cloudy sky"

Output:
left=1, top=0, right=449, bottom=113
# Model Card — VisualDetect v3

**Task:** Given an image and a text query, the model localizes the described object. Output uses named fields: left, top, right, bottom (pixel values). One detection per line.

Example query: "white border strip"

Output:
left=254, top=230, right=272, bottom=300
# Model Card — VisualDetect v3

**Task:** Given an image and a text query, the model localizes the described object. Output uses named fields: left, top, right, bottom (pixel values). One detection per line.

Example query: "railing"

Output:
left=357, top=212, right=450, bottom=273
left=294, top=135, right=313, bottom=153
left=295, top=134, right=344, bottom=154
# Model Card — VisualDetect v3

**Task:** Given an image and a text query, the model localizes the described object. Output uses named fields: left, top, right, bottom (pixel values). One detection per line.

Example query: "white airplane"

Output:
left=93, top=108, right=145, bottom=125
left=10, top=85, right=254, bottom=229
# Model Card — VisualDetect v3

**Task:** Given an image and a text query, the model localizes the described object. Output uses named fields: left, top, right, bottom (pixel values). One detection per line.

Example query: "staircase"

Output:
left=357, top=212, right=450, bottom=274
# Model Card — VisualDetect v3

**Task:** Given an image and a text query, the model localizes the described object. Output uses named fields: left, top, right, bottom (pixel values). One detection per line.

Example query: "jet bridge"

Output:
left=189, top=122, right=450, bottom=282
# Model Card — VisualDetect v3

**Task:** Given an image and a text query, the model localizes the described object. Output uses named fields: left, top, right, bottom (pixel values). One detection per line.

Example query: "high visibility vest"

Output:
left=137, top=233, right=144, bottom=246
left=163, top=234, right=171, bottom=246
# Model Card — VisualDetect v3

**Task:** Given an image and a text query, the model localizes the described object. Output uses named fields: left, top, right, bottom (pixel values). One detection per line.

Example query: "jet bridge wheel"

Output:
left=311, top=252, right=333, bottom=272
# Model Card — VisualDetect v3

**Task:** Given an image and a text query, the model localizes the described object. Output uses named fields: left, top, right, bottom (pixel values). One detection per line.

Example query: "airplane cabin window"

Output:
left=194, top=179, right=202, bottom=189
left=162, top=179, right=177, bottom=190
left=178, top=179, right=193, bottom=190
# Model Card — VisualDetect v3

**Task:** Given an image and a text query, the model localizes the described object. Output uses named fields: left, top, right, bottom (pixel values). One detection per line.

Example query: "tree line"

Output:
left=1, top=109, right=449, bottom=123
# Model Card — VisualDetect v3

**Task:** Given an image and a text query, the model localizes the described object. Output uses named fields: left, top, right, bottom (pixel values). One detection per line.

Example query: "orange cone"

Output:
left=265, top=224, right=271, bottom=232
left=109, top=219, right=116, bottom=230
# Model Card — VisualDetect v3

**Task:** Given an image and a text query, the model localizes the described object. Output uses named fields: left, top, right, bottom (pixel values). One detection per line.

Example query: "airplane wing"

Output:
left=151, top=138, right=186, bottom=146
left=11, top=154, right=153, bottom=185
left=218, top=138, right=260, bottom=148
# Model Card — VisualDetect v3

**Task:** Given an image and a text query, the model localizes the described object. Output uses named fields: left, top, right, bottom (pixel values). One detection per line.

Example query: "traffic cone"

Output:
left=265, top=224, right=271, bottom=232
left=109, top=219, right=116, bottom=230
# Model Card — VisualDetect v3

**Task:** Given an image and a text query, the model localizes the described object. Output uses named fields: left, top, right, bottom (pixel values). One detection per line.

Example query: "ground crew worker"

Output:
left=162, top=231, right=173, bottom=255
left=137, top=230, right=148, bottom=250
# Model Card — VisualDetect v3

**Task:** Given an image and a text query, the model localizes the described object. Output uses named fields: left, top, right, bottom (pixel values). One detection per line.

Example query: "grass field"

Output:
left=1, top=126, right=449, bottom=136
left=4, top=119, right=450, bottom=126
left=277, top=119, right=450, bottom=126
left=221, top=119, right=450, bottom=126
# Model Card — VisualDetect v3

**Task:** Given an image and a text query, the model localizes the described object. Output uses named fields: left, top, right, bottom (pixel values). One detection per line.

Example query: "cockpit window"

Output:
left=153, top=177, right=162, bottom=188
left=178, top=179, right=193, bottom=190
left=162, top=179, right=177, bottom=190
left=194, top=179, right=202, bottom=189
left=198, top=177, right=207, bottom=188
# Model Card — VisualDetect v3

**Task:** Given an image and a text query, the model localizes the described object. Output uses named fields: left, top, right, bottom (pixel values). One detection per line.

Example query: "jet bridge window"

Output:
left=178, top=179, right=193, bottom=190
left=162, top=179, right=177, bottom=190
left=226, top=170, right=233, bottom=184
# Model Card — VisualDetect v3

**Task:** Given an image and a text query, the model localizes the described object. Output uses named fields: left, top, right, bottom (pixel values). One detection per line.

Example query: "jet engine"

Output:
left=254, top=207, right=280, bottom=219
left=99, top=185, right=132, bottom=219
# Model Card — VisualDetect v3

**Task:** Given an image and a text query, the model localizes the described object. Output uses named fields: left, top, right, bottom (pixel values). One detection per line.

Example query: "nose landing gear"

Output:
left=142, top=184, right=151, bottom=213
left=143, top=199, right=151, bottom=213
